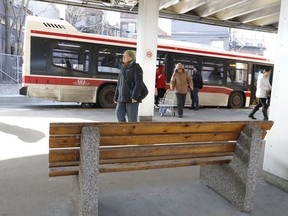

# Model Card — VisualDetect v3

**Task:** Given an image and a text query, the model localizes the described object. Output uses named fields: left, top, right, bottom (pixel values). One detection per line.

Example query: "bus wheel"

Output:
left=228, top=91, right=244, bottom=108
left=98, top=85, right=116, bottom=108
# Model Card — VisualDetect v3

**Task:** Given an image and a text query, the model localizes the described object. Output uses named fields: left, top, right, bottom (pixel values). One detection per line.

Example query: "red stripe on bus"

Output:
left=157, top=45, right=268, bottom=61
left=31, top=30, right=136, bottom=46
left=200, top=86, right=251, bottom=97
left=200, top=86, right=232, bottom=95
left=23, top=75, right=251, bottom=96
left=23, top=76, right=111, bottom=86
left=31, top=30, right=270, bottom=62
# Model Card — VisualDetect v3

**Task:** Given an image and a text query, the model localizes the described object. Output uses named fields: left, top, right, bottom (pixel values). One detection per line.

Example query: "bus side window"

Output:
left=101, top=52, right=117, bottom=67
left=227, top=68, right=235, bottom=84
left=227, top=62, right=248, bottom=86
left=202, top=58, right=224, bottom=85
left=172, top=54, right=198, bottom=78
left=98, top=48, right=124, bottom=74
left=208, top=66, right=222, bottom=84
left=52, top=41, right=89, bottom=73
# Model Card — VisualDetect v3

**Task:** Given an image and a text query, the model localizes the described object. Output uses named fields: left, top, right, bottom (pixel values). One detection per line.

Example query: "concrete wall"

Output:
left=0, top=84, right=21, bottom=95
left=263, top=0, right=288, bottom=191
left=171, top=20, right=230, bottom=50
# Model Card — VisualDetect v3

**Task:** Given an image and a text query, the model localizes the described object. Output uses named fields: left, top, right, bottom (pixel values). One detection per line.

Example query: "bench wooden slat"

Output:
left=50, top=121, right=273, bottom=136
left=99, top=133, right=239, bottom=146
left=49, top=161, right=79, bottom=168
left=49, top=149, right=79, bottom=163
left=49, top=155, right=234, bottom=176
left=49, top=136, right=80, bottom=148
left=50, top=124, right=242, bottom=136
left=49, top=166, right=79, bottom=177
left=99, top=156, right=234, bottom=173
left=101, top=152, right=235, bottom=164
left=49, top=152, right=235, bottom=168
left=49, top=142, right=235, bottom=164
left=49, top=132, right=239, bottom=148
left=100, top=142, right=236, bottom=159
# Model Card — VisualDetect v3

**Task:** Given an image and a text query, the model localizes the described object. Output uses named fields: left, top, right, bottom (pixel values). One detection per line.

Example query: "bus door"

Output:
left=226, top=61, right=249, bottom=88
left=156, top=51, right=167, bottom=83
left=226, top=61, right=249, bottom=107
left=164, top=53, right=174, bottom=82
left=30, top=37, right=48, bottom=77
left=250, top=64, right=273, bottom=105
left=171, top=54, right=199, bottom=105
left=156, top=52, right=166, bottom=66
left=200, top=58, right=226, bottom=106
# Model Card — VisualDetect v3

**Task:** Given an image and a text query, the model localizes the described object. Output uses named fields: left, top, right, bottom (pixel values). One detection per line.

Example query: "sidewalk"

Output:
left=0, top=104, right=287, bottom=216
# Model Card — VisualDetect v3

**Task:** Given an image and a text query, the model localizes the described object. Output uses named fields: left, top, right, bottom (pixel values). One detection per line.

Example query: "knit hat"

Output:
left=175, top=63, right=184, bottom=70
left=125, top=50, right=136, bottom=60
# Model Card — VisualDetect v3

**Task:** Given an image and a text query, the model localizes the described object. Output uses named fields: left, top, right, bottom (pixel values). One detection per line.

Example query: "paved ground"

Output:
left=0, top=96, right=288, bottom=216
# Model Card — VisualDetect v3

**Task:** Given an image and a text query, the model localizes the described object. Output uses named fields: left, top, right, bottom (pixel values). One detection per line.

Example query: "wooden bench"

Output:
left=49, top=121, right=273, bottom=215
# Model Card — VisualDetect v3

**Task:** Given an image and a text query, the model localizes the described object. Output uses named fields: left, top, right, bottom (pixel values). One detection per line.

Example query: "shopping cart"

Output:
left=158, top=89, right=176, bottom=116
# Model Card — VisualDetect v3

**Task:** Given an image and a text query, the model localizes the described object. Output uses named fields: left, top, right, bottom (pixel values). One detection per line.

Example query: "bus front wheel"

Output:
left=98, top=85, right=116, bottom=108
left=228, top=91, right=244, bottom=108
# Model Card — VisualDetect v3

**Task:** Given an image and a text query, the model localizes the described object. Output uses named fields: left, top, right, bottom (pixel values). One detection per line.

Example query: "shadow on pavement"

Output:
left=0, top=122, right=45, bottom=143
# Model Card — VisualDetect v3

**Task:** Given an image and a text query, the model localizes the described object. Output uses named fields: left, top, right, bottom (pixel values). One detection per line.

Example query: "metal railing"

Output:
left=0, top=53, right=22, bottom=84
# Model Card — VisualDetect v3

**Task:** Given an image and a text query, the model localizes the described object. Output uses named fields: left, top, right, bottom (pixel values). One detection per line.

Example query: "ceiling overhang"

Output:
left=34, top=0, right=280, bottom=33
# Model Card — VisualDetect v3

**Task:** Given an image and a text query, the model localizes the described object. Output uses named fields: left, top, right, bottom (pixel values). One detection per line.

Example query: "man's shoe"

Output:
left=263, top=117, right=268, bottom=121
left=248, top=113, right=256, bottom=120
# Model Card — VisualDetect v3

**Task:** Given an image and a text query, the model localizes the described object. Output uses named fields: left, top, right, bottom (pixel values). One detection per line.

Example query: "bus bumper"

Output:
left=19, top=86, right=27, bottom=96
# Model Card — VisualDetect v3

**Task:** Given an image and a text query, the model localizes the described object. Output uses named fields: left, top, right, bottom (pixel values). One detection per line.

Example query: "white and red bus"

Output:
left=20, top=16, right=273, bottom=108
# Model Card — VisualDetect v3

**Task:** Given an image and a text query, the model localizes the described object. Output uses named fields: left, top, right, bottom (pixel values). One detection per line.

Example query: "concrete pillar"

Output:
left=136, top=0, right=160, bottom=121
left=263, top=0, right=288, bottom=191
left=78, top=127, right=100, bottom=216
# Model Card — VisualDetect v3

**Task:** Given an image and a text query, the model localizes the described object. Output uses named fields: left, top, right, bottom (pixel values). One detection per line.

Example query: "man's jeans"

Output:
left=191, top=87, right=199, bottom=109
left=116, top=102, right=139, bottom=122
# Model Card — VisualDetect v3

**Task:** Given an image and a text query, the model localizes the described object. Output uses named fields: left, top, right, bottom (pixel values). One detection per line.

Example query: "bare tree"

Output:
left=15, top=0, right=30, bottom=55
left=3, top=0, right=30, bottom=55
left=66, top=6, right=88, bottom=31
left=66, top=6, right=105, bottom=34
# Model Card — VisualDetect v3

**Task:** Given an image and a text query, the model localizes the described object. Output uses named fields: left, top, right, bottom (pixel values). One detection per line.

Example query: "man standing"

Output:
left=248, top=67, right=272, bottom=121
left=114, top=50, right=143, bottom=122
left=190, top=65, right=203, bottom=110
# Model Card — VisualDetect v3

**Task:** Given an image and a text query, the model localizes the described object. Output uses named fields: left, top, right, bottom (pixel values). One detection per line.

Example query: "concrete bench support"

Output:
left=78, top=126, right=100, bottom=216
left=200, top=124, right=262, bottom=212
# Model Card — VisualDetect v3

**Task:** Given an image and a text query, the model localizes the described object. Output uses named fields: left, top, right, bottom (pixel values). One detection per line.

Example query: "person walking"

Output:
left=248, top=67, right=272, bottom=121
left=170, top=63, right=193, bottom=118
left=113, top=50, right=144, bottom=122
left=155, top=65, right=166, bottom=107
left=190, top=65, right=203, bottom=110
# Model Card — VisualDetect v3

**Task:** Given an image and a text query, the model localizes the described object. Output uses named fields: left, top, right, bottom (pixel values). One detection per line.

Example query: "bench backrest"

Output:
left=49, top=121, right=273, bottom=177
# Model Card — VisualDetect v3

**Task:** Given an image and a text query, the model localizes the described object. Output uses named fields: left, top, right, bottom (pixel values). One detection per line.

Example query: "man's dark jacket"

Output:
left=114, top=60, right=144, bottom=103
